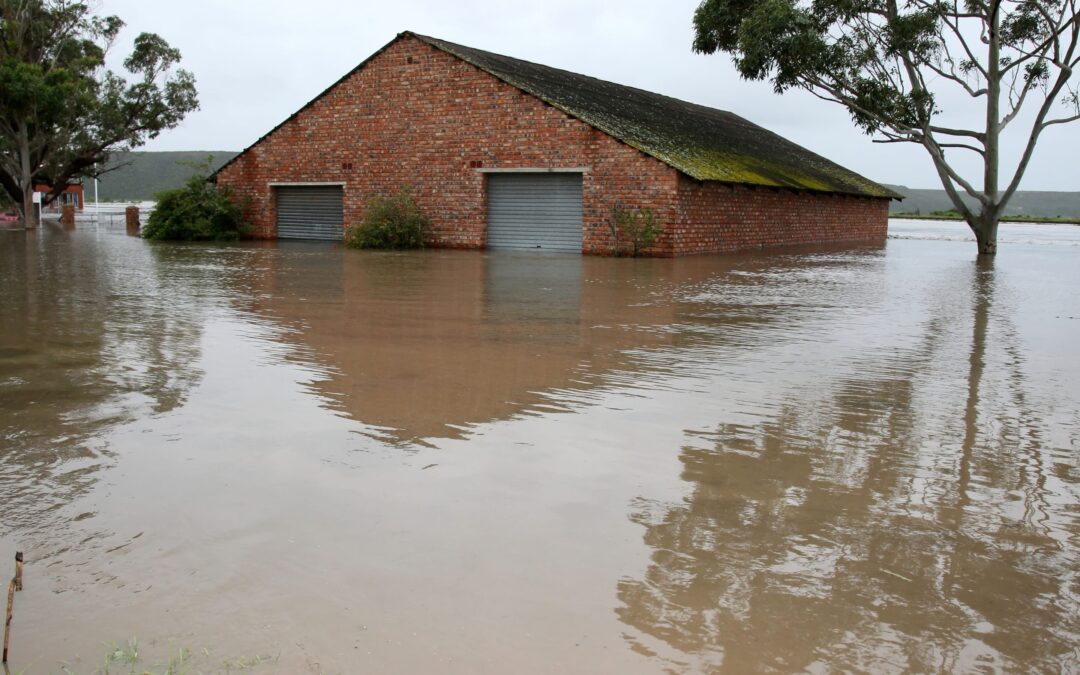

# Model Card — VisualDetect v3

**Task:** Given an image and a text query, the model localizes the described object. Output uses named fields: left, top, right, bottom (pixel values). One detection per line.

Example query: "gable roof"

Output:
left=216, top=32, right=899, bottom=199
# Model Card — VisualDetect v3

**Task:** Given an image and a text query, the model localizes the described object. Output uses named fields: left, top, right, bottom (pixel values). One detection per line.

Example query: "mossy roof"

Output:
left=413, top=33, right=899, bottom=199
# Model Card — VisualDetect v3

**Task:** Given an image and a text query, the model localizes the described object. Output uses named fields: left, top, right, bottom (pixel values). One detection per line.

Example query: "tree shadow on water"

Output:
left=615, top=256, right=1078, bottom=673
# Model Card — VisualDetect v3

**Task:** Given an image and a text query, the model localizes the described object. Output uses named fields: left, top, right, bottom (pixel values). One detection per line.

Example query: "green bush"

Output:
left=142, top=170, right=249, bottom=241
left=345, top=189, right=428, bottom=249
left=608, top=203, right=663, bottom=256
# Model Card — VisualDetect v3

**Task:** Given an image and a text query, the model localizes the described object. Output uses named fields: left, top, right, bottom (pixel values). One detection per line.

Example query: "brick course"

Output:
left=215, top=35, right=889, bottom=256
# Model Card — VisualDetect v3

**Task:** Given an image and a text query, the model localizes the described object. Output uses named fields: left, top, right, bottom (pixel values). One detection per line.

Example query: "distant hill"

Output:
left=885, top=184, right=1080, bottom=218
left=82, top=153, right=1080, bottom=217
left=92, top=151, right=238, bottom=201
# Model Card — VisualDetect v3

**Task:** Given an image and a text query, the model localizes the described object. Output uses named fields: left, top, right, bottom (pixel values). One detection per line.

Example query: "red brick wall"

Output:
left=215, top=35, right=678, bottom=254
left=674, top=175, right=890, bottom=256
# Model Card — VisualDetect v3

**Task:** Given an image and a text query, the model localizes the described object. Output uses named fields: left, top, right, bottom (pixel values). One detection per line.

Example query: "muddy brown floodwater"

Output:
left=0, top=219, right=1078, bottom=673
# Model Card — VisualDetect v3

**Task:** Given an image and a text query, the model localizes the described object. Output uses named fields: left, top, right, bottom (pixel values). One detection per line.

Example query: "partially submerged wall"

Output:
left=675, top=176, right=890, bottom=256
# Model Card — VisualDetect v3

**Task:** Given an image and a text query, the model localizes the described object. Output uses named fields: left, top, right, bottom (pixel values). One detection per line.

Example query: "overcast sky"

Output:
left=98, top=0, right=1079, bottom=191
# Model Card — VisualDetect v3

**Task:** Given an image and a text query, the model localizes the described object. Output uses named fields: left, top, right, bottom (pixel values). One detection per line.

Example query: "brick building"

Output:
left=33, top=182, right=84, bottom=212
left=213, top=32, right=899, bottom=256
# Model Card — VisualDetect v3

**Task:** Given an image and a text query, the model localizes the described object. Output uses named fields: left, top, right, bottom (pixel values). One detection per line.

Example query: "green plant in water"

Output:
left=345, top=188, right=429, bottom=250
left=87, top=637, right=277, bottom=674
left=608, top=203, right=663, bottom=257
left=102, top=636, right=140, bottom=669
left=142, top=159, right=250, bottom=241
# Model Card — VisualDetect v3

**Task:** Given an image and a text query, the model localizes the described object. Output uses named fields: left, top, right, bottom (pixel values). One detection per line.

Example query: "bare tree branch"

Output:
left=1001, top=73, right=1039, bottom=129
left=1043, top=112, right=1080, bottom=126
left=925, top=61, right=989, bottom=97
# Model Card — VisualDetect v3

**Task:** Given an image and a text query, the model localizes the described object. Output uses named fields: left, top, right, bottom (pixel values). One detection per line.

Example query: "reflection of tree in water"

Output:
left=0, top=230, right=209, bottom=537
left=618, top=259, right=1078, bottom=672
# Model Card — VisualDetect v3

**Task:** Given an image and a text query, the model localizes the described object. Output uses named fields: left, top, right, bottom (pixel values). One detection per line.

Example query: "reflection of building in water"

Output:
left=483, top=253, right=582, bottom=326
left=247, top=250, right=689, bottom=443
left=243, top=243, right=893, bottom=444
left=616, top=261, right=1076, bottom=673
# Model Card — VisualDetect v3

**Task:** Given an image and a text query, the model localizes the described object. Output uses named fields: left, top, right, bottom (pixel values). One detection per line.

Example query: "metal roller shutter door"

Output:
left=276, top=186, right=344, bottom=240
left=486, top=173, right=583, bottom=252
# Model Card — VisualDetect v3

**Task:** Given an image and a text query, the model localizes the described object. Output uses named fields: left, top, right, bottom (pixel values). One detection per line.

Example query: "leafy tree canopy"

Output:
left=693, top=0, right=1080, bottom=254
left=0, top=0, right=198, bottom=226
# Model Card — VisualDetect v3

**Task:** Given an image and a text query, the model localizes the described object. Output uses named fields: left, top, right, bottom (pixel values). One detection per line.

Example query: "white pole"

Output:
left=94, top=174, right=99, bottom=226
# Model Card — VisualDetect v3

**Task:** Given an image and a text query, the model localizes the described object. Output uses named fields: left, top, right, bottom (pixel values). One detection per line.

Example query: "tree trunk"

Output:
left=974, top=215, right=999, bottom=256
left=978, top=2, right=1001, bottom=258
left=20, top=191, right=37, bottom=229
left=984, top=3, right=1001, bottom=215
left=17, top=122, right=37, bottom=229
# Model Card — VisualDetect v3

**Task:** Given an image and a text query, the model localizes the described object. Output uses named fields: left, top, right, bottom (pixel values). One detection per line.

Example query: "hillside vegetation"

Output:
left=92, top=151, right=237, bottom=201
left=886, top=184, right=1080, bottom=219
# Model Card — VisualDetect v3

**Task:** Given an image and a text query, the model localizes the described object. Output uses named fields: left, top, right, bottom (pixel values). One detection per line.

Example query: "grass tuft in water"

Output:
left=85, top=637, right=277, bottom=674
left=103, top=637, right=139, bottom=667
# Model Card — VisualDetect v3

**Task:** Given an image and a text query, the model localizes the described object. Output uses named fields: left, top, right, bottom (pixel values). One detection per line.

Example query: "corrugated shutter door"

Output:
left=486, top=173, right=583, bottom=252
left=276, top=186, right=344, bottom=240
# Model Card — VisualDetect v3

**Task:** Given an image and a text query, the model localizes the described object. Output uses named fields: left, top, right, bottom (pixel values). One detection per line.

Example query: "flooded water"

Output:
left=1, top=219, right=1078, bottom=673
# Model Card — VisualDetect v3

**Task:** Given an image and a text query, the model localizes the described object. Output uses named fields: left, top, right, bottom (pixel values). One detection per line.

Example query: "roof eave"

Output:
left=683, top=175, right=903, bottom=199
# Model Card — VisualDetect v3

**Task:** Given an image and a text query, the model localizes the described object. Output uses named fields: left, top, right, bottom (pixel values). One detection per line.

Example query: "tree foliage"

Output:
left=0, top=0, right=198, bottom=227
left=141, top=165, right=248, bottom=241
left=345, top=189, right=429, bottom=250
left=693, top=0, right=1080, bottom=255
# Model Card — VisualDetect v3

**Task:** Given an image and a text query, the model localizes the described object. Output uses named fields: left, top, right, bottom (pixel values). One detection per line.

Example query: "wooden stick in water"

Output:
left=2, top=581, right=13, bottom=663
left=2, top=552, right=22, bottom=664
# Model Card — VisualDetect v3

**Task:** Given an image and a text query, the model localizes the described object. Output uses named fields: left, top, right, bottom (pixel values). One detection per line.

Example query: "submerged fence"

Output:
left=74, top=202, right=156, bottom=230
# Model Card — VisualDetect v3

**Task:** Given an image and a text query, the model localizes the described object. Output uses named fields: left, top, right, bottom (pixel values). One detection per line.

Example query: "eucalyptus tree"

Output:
left=693, top=0, right=1080, bottom=255
left=0, top=0, right=198, bottom=227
